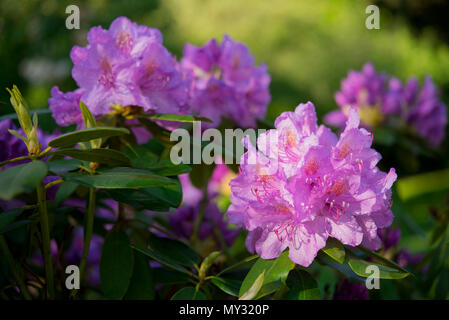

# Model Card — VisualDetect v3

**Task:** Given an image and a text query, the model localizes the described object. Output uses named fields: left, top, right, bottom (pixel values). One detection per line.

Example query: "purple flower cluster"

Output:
left=403, top=76, right=447, bottom=146
left=181, top=36, right=271, bottom=128
left=325, top=63, right=447, bottom=146
left=227, top=102, right=397, bottom=266
left=49, top=17, right=190, bottom=126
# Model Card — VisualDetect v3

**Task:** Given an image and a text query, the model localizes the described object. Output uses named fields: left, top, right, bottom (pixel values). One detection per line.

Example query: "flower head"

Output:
left=181, top=35, right=270, bottom=128
left=404, top=76, right=447, bottom=146
left=325, top=63, right=447, bottom=147
left=227, top=102, right=396, bottom=266
left=326, top=63, right=388, bottom=128
left=50, top=17, right=189, bottom=125
left=48, top=86, right=84, bottom=127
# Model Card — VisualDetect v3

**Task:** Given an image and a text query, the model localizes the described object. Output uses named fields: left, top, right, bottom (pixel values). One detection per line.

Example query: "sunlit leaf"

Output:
left=239, top=251, right=295, bottom=299
left=321, top=238, right=345, bottom=264
left=239, top=271, right=265, bottom=300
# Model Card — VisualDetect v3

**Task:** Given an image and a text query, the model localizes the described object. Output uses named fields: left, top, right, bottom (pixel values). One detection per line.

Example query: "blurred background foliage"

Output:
left=1, top=0, right=449, bottom=278
left=2, top=0, right=449, bottom=121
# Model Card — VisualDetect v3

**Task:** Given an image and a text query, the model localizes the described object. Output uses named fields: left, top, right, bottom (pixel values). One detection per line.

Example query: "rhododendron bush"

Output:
left=1, top=16, right=448, bottom=301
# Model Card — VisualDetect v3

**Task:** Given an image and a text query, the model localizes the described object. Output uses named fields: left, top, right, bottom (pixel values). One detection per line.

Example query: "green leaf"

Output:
left=131, top=245, right=192, bottom=276
left=47, top=159, right=82, bottom=173
left=52, top=148, right=130, bottom=165
left=48, top=127, right=130, bottom=148
left=211, top=277, right=241, bottom=297
left=148, top=235, right=200, bottom=268
left=100, top=230, right=133, bottom=299
left=0, top=208, right=23, bottom=230
left=132, top=157, right=191, bottom=176
left=347, top=256, right=410, bottom=279
left=146, top=113, right=212, bottom=123
left=54, top=181, right=79, bottom=206
left=239, top=270, right=265, bottom=300
left=286, top=269, right=320, bottom=300
left=217, top=255, right=259, bottom=276
left=153, top=268, right=191, bottom=285
left=239, top=251, right=295, bottom=299
left=397, top=168, right=449, bottom=201
left=321, top=238, right=345, bottom=264
left=106, top=179, right=182, bottom=211
left=171, top=287, right=206, bottom=300
left=125, top=145, right=191, bottom=176
left=316, top=251, right=364, bottom=281
left=125, top=251, right=155, bottom=300
left=62, top=168, right=176, bottom=189
left=0, top=161, right=48, bottom=200
left=356, top=246, right=411, bottom=276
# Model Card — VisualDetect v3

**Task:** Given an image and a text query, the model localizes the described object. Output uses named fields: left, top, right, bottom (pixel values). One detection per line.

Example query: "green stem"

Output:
left=36, top=182, right=55, bottom=299
left=79, top=187, right=96, bottom=282
left=0, top=149, right=54, bottom=168
left=0, top=235, right=32, bottom=300
left=0, top=155, right=32, bottom=168
left=190, top=186, right=209, bottom=245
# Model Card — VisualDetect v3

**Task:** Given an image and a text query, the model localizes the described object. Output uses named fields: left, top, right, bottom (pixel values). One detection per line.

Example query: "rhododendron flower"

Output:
left=49, top=17, right=189, bottom=125
left=325, top=63, right=389, bottom=128
left=48, top=87, right=84, bottom=127
left=181, top=35, right=270, bottom=128
left=403, top=76, right=447, bottom=146
left=227, top=102, right=396, bottom=266
left=325, top=63, right=447, bottom=146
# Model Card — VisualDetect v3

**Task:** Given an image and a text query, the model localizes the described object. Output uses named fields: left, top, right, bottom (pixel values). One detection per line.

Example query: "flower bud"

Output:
left=7, top=85, right=33, bottom=137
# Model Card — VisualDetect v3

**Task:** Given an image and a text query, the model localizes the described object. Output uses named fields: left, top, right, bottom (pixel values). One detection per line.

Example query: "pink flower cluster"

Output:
left=227, top=102, right=397, bottom=266
left=325, top=63, right=447, bottom=146
left=181, top=36, right=271, bottom=128
left=49, top=17, right=190, bottom=126
left=49, top=18, right=271, bottom=131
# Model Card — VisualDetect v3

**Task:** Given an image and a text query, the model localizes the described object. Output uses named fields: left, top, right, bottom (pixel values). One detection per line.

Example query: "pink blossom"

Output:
left=227, top=102, right=396, bottom=266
